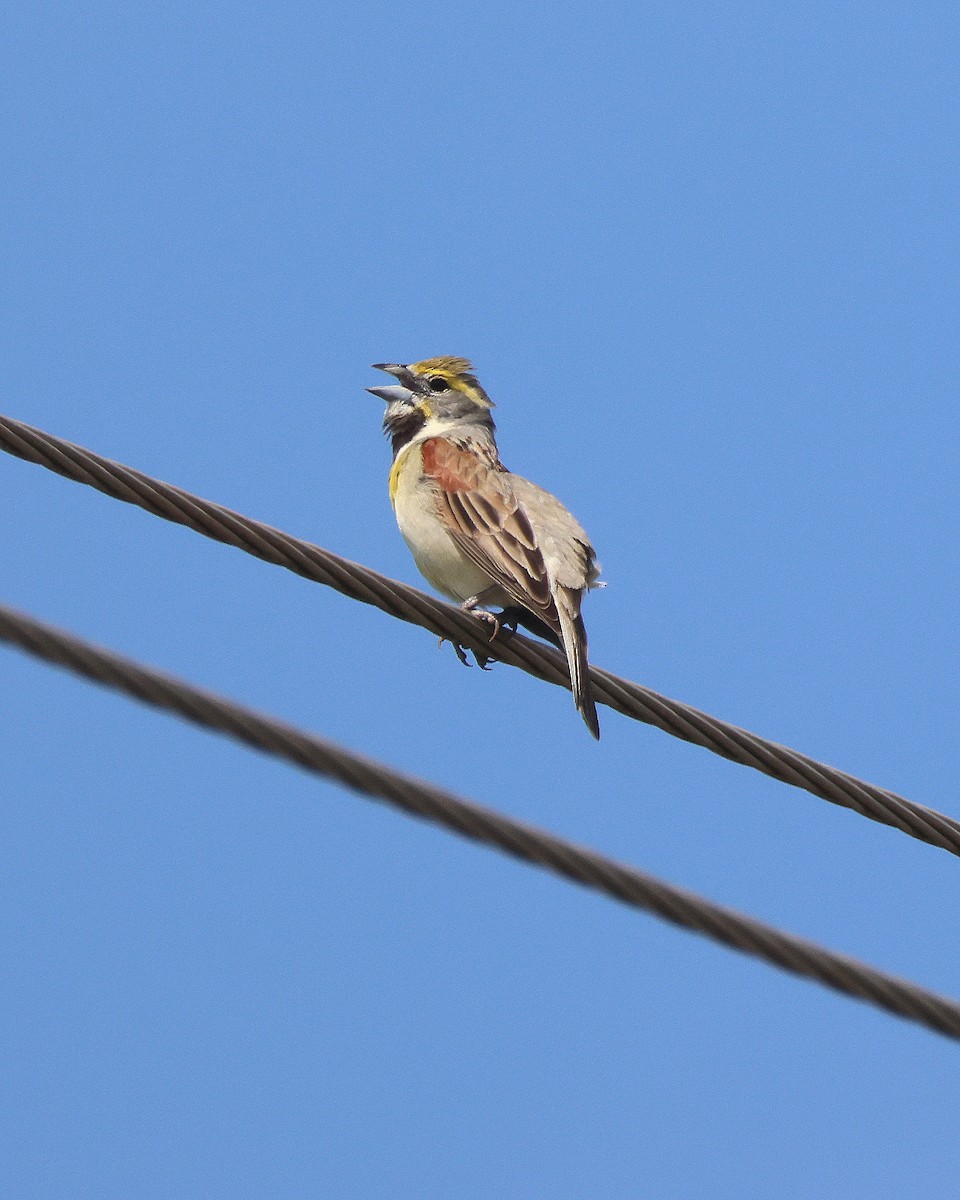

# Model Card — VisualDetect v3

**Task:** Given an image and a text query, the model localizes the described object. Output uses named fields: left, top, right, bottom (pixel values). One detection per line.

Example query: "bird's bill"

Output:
left=366, top=384, right=415, bottom=404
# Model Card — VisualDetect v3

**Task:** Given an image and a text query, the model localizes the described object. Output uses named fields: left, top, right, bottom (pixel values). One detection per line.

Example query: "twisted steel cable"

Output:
left=1, top=600, right=958, bottom=1042
left=2, top=411, right=958, bottom=858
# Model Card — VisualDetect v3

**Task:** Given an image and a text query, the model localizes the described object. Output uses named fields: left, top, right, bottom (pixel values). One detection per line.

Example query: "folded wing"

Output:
left=421, top=436, right=556, bottom=623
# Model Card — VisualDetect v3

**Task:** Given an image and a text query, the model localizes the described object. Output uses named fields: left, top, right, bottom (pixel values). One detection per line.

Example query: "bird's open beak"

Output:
left=367, top=363, right=419, bottom=404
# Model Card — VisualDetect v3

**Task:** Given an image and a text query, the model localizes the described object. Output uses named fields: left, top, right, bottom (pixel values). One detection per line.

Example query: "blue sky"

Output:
left=2, top=1, right=959, bottom=1195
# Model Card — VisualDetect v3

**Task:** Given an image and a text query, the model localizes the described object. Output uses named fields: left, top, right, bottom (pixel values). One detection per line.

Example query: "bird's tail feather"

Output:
left=556, top=600, right=600, bottom=740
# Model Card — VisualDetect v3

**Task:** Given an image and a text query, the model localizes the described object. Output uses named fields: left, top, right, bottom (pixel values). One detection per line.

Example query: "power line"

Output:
left=1, top=599, right=958, bottom=1042
left=1, top=411, right=958, bottom=858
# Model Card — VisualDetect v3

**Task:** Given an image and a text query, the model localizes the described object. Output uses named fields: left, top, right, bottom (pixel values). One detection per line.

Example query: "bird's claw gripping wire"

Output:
left=437, top=634, right=496, bottom=669
left=437, top=600, right=507, bottom=669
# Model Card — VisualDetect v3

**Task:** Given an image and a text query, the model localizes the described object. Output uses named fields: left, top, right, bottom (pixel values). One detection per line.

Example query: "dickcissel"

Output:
left=368, top=356, right=603, bottom=738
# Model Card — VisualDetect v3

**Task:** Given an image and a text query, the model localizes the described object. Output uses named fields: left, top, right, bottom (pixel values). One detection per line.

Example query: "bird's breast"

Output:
left=389, top=441, right=494, bottom=602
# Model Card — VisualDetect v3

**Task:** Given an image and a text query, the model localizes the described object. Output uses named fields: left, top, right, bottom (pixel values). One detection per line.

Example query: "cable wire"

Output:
left=1, top=599, right=958, bottom=1042
left=2, top=412, right=958, bottom=859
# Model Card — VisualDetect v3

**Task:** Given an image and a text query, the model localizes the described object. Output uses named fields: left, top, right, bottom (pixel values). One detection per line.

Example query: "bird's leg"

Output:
left=460, top=589, right=506, bottom=668
left=437, top=587, right=504, bottom=670
left=460, top=587, right=505, bottom=643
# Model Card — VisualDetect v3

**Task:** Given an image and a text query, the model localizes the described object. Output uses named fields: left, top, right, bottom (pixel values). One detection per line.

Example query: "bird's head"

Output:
left=368, top=356, right=495, bottom=454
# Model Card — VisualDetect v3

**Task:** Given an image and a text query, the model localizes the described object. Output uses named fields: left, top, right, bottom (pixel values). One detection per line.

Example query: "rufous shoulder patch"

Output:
left=421, top=438, right=482, bottom=492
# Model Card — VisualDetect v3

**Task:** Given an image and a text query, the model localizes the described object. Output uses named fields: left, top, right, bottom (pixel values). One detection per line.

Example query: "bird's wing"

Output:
left=420, top=436, right=557, bottom=623
left=422, top=435, right=601, bottom=738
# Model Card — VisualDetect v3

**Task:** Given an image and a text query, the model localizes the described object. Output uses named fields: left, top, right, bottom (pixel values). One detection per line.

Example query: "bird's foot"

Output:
left=435, top=597, right=506, bottom=670
left=437, top=636, right=496, bottom=670
left=464, top=605, right=501, bottom=643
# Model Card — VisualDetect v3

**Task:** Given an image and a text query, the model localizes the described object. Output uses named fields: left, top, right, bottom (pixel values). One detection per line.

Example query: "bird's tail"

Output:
left=556, top=597, right=600, bottom=740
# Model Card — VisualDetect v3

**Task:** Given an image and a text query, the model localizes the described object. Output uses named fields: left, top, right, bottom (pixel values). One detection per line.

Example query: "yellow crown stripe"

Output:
left=408, top=356, right=493, bottom=410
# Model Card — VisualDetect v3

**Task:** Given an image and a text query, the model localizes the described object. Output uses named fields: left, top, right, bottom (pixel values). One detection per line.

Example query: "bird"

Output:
left=367, top=356, right=603, bottom=738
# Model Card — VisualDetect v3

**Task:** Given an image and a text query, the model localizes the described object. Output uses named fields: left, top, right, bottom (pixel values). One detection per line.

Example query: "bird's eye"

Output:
left=428, top=376, right=447, bottom=392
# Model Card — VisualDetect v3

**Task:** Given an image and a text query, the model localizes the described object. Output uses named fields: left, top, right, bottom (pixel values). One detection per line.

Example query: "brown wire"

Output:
left=1, top=600, right=958, bottom=1041
left=2, top=411, right=958, bottom=857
